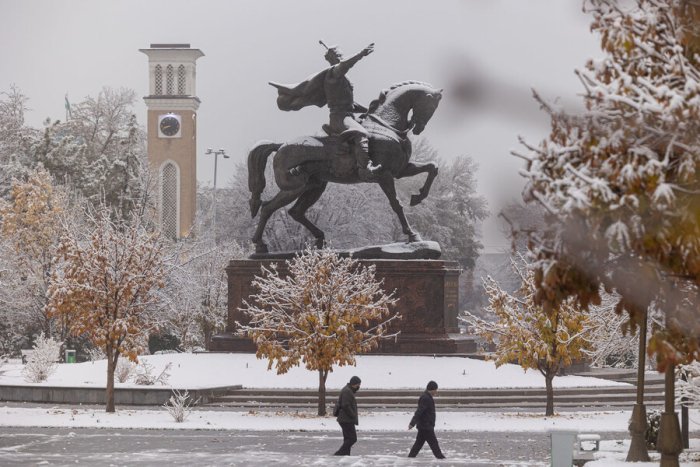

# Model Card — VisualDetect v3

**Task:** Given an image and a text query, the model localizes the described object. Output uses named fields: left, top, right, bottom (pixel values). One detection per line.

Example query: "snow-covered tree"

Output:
left=17, top=87, right=149, bottom=220
left=0, top=169, right=69, bottom=347
left=515, top=1, right=700, bottom=461
left=0, top=86, right=37, bottom=195
left=518, top=0, right=700, bottom=373
left=47, top=205, right=166, bottom=412
left=677, top=362, right=700, bottom=409
left=162, top=236, right=244, bottom=351
left=462, top=256, right=595, bottom=416
left=238, top=248, right=400, bottom=416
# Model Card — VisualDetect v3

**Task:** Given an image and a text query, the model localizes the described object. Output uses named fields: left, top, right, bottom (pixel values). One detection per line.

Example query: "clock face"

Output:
left=159, top=115, right=181, bottom=137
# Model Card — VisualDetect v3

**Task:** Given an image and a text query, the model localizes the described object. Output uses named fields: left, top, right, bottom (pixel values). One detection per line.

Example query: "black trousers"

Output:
left=334, top=422, right=357, bottom=455
left=408, top=428, right=445, bottom=458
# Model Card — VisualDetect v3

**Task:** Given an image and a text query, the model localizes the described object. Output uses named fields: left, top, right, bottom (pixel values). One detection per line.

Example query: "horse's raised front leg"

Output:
left=288, top=181, right=328, bottom=249
left=377, top=175, right=421, bottom=243
left=252, top=188, right=305, bottom=253
left=396, top=162, right=438, bottom=206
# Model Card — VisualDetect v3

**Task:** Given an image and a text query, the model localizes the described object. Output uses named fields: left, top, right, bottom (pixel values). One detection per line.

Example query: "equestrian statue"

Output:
left=248, top=42, right=443, bottom=254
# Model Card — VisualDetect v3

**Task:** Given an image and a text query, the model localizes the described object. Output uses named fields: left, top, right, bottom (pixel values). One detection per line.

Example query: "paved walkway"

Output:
left=0, top=426, right=625, bottom=466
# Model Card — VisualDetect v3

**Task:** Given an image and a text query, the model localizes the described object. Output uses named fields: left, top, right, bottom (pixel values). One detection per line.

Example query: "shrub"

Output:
left=115, top=359, right=135, bottom=383
left=85, top=347, right=106, bottom=362
left=646, top=410, right=662, bottom=450
left=133, top=360, right=171, bottom=386
left=148, top=333, right=180, bottom=354
left=22, top=333, right=61, bottom=383
left=164, top=389, right=199, bottom=423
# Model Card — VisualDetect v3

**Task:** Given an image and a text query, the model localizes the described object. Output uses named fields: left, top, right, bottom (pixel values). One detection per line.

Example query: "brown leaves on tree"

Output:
left=517, top=0, right=700, bottom=370
left=237, top=247, right=399, bottom=415
left=46, top=206, right=165, bottom=412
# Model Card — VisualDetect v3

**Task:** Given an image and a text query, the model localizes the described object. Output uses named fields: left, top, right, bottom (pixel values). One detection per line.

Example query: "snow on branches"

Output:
left=517, top=0, right=700, bottom=369
left=238, top=247, right=399, bottom=415
left=47, top=205, right=166, bottom=412
left=21, top=332, right=62, bottom=383
left=462, top=256, right=595, bottom=416
left=0, top=169, right=69, bottom=349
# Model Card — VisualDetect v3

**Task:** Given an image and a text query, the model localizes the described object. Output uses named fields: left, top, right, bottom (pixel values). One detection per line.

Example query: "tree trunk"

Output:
left=658, top=364, right=683, bottom=467
left=317, top=369, right=328, bottom=416
left=544, top=372, right=554, bottom=416
left=105, top=348, right=115, bottom=413
left=627, top=309, right=650, bottom=462
left=202, top=322, right=213, bottom=351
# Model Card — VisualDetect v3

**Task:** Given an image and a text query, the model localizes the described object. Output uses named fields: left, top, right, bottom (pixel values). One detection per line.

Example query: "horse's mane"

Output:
left=366, top=81, right=434, bottom=115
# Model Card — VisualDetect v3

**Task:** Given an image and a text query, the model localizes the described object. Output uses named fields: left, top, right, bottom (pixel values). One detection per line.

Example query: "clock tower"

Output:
left=140, top=43, right=204, bottom=239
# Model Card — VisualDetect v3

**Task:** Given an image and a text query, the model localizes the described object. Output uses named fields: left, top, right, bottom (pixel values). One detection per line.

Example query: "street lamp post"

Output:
left=205, top=148, right=229, bottom=241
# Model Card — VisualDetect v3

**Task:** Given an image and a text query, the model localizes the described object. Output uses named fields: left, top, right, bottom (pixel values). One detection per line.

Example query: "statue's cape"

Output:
left=269, top=68, right=330, bottom=111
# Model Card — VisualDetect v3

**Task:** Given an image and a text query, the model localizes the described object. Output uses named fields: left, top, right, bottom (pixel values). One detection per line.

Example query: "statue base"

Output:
left=210, top=257, right=477, bottom=354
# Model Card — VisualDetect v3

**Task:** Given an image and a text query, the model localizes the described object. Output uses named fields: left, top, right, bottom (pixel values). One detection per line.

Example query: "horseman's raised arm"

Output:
left=334, top=43, right=374, bottom=77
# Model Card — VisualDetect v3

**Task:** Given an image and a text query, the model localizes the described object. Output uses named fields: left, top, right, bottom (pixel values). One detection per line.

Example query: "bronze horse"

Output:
left=247, top=81, right=443, bottom=253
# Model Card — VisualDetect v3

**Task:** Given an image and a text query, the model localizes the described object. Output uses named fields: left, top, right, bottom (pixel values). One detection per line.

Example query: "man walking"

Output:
left=408, top=380, right=446, bottom=459
left=334, top=375, right=361, bottom=455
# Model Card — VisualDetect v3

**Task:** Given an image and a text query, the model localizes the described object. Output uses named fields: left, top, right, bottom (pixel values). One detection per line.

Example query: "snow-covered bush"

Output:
left=677, top=362, right=700, bottom=408
left=164, top=389, right=198, bottom=423
left=85, top=347, right=106, bottom=362
left=22, top=333, right=61, bottom=383
left=115, top=359, right=135, bottom=383
left=133, top=361, right=171, bottom=386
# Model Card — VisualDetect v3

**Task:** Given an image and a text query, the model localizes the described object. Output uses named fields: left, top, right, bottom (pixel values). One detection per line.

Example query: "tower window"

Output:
left=161, top=162, right=178, bottom=238
left=155, top=65, right=163, bottom=95
left=166, top=65, right=174, bottom=95
left=178, top=65, right=186, bottom=95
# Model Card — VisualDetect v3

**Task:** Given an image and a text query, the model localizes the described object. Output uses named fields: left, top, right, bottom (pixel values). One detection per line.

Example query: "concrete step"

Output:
left=206, top=385, right=666, bottom=408
left=208, top=399, right=665, bottom=409
left=210, top=392, right=665, bottom=404
left=222, top=384, right=663, bottom=398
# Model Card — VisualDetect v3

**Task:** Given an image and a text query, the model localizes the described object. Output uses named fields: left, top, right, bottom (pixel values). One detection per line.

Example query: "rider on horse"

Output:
left=269, top=41, right=381, bottom=182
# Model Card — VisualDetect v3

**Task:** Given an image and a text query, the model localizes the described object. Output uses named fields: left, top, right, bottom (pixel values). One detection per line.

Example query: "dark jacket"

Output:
left=336, top=383, right=358, bottom=425
left=409, top=390, right=436, bottom=430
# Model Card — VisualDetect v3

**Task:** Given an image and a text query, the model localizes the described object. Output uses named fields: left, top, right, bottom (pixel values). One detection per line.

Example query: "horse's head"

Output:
left=367, top=82, right=443, bottom=135
left=409, top=86, right=443, bottom=135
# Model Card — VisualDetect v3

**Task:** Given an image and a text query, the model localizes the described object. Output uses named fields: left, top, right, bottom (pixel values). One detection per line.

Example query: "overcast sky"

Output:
left=0, top=0, right=600, bottom=252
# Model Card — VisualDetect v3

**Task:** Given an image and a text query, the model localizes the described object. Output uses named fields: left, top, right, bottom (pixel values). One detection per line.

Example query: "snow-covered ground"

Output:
left=0, top=353, right=629, bottom=390
left=2, top=353, right=698, bottom=466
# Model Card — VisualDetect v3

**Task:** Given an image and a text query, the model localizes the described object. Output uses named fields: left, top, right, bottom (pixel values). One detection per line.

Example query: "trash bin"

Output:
left=550, top=430, right=576, bottom=467
left=65, top=349, right=76, bottom=363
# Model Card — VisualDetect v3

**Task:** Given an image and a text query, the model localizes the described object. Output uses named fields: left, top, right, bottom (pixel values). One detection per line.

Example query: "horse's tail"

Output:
left=248, top=141, right=282, bottom=218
